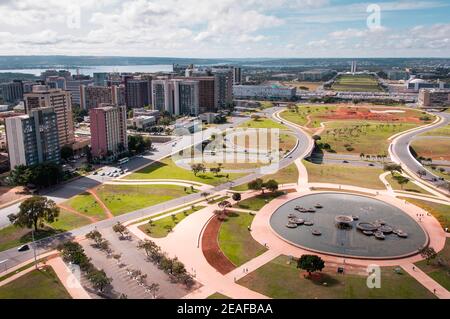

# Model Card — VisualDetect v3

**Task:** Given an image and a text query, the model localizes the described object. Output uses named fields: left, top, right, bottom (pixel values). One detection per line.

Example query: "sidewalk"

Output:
left=401, top=263, right=450, bottom=299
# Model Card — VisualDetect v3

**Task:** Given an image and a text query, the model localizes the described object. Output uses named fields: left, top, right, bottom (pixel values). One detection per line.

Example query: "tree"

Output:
left=137, top=239, right=160, bottom=258
left=190, top=163, right=206, bottom=176
left=200, top=192, right=210, bottom=201
left=312, top=135, right=321, bottom=143
left=8, top=196, right=59, bottom=231
left=218, top=200, right=232, bottom=213
left=232, top=193, right=241, bottom=202
left=296, top=255, right=325, bottom=277
left=8, top=165, right=32, bottom=186
left=128, top=135, right=152, bottom=154
left=383, top=163, right=402, bottom=175
left=395, top=176, right=410, bottom=190
left=86, top=230, right=104, bottom=247
left=60, top=145, right=74, bottom=161
left=210, top=167, right=221, bottom=177
left=112, top=222, right=127, bottom=238
left=147, top=283, right=160, bottom=299
left=57, top=241, right=90, bottom=269
left=251, top=114, right=261, bottom=121
left=264, top=179, right=279, bottom=193
left=88, top=269, right=111, bottom=292
left=248, top=178, right=264, bottom=193
left=417, top=169, right=427, bottom=178
left=419, top=247, right=437, bottom=265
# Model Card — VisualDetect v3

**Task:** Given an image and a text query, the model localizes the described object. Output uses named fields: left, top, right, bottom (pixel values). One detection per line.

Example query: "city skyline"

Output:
left=0, top=0, right=449, bottom=58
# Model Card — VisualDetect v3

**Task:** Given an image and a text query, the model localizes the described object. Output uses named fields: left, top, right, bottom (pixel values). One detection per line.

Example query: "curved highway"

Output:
left=390, top=111, right=450, bottom=195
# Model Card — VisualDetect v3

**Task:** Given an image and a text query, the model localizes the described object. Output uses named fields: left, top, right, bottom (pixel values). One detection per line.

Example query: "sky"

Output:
left=0, top=0, right=449, bottom=58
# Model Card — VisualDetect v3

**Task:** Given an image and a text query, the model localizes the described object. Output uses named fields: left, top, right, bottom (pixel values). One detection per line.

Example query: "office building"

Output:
left=233, top=67, right=243, bottom=84
left=24, top=86, right=75, bottom=146
left=128, top=115, right=156, bottom=130
left=0, top=81, right=23, bottom=104
left=93, top=72, right=109, bottom=86
left=213, top=69, right=233, bottom=109
left=89, top=104, right=128, bottom=159
left=126, top=78, right=152, bottom=108
left=418, top=89, right=450, bottom=108
left=66, top=78, right=94, bottom=105
left=406, top=78, right=450, bottom=91
left=5, top=107, right=60, bottom=169
left=151, top=78, right=200, bottom=116
left=46, top=76, right=66, bottom=90
left=233, top=85, right=296, bottom=100
left=112, top=84, right=126, bottom=106
left=387, top=70, right=409, bottom=81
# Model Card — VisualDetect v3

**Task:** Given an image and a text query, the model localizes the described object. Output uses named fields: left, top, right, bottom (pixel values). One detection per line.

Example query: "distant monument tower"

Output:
left=351, top=61, right=357, bottom=74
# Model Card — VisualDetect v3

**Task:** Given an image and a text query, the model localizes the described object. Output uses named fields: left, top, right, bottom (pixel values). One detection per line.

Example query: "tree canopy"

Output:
left=8, top=196, right=59, bottom=231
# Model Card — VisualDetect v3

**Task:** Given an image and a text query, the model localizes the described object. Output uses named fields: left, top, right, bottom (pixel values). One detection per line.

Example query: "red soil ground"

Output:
left=201, top=216, right=236, bottom=275
left=318, top=107, right=422, bottom=124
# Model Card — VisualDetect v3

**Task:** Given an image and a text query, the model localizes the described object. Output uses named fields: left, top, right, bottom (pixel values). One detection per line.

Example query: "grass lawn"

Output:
left=63, top=192, right=107, bottom=220
left=125, top=157, right=246, bottom=186
left=420, top=125, right=450, bottom=137
left=138, top=206, right=205, bottom=238
left=239, top=117, right=288, bottom=130
left=282, top=81, right=323, bottom=91
left=427, top=165, right=449, bottom=181
left=385, top=173, right=432, bottom=195
left=415, top=238, right=450, bottom=291
left=399, top=197, right=450, bottom=230
left=232, top=163, right=299, bottom=191
left=0, top=266, right=71, bottom=299
left=238, top=255, right=435, bottom=299
left=319, top=121, right=418, bottom=155
left=50, top=209, right=92, bottom=231
left=207, top=292, right=232, bottom=299
left=411, top=138, right=450, bottom=161
left=234, top=191, right=285, bottom=211
left=304, top=160, right=385, bottom=189
left=97, top=184, right=196, bottom=216
left=280, top=105, right=333, bottom=128
left=331, top=74, right=383, bottom=92
left=218, top=212, right=267, bottom=266
left=0, top=225, right=62, bottom=252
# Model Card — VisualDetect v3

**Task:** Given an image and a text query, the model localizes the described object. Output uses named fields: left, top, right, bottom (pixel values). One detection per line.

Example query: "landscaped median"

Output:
left=139, top=206, right=206, bottom=238
left=399, top=197, right=450, bottom=231
left=124, top=157, right=246, bottom=186
left=415, top=238, right=450, bottom=291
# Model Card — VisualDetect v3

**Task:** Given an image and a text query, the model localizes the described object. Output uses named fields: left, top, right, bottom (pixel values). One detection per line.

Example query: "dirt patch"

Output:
left=318, top=107, right=422, bottom=124
left=201, top=216, right=236, bottom=275
left=0, top=186, right=28, bottom=207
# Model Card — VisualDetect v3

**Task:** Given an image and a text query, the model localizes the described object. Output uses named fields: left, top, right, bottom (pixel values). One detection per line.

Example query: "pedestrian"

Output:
left=433, top=289, right=436, bottom=294
left=412, top=266, right=415, bottom=271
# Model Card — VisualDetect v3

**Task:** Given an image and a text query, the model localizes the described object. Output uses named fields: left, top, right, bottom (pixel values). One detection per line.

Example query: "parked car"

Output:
left=18, top=245, right=30, bottom=252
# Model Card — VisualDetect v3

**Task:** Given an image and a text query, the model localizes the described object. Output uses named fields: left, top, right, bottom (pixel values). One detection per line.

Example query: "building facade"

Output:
left=5, top=107, right=60, bottom=168
left=90, top=104, right=128, bottom=159
left=66, top=78, right=94, bottom=105
left=418, top=89, right=450, bottom=108
left=0, top=81, right=23, bottom=104
left=24, top=86, right=75, bottom=146
left=233, top=85, right=296, bottom=100
left=126, top=79, right=151, bottom=108
left=80, top=85, right=113, bottom=110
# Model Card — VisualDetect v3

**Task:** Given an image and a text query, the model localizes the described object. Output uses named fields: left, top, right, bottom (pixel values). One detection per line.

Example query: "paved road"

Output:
left=390, top=112, right=450, bottom=193
left=0, top=108, right=312, bottom=272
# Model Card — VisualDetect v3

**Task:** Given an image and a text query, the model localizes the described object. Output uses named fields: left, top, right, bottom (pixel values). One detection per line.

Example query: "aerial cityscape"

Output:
left=0, top=0, right=449, bottom=308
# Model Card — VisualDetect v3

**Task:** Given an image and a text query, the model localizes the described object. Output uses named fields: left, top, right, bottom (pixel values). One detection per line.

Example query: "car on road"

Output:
left=18, top=245, right=30, bottom=252
left=343, top=160, right=349, bottom=163
left=368, top=163, right=375, bottom=167
left=93, top=171, right=98, bottom=175
left=100, top=172, right=105, bottom=176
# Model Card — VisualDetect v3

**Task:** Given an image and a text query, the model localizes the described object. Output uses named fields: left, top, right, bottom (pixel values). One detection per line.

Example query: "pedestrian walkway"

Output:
left=87, top=189, right=114, bottom=219
left=401, top=263, right=450, bottom=299
left=47, top=257, right=91, bottom=299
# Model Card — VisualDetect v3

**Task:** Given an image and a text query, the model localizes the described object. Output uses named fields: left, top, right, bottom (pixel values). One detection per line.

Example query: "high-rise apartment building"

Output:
left=80, top=85, right=113, bottom=110
left=5, top=107, right=60, bottom=169
left=90, top=104, right=128, bottom=159
left=151, top=78, right=200, bottom=116
left=418, top=89, right=450, bottom=108
left=213, top=69, right=233, bottom=109
left=0, top=81, right=23, bottom=104
left=93, top=72, right=109, bottom=86
left=24, top=86, right=75, bottom=146
left=66, top=78, right=94, bottom=105
left=125, top=78, right=151, bottom=108
left=233, top=67, right=243, bottom=85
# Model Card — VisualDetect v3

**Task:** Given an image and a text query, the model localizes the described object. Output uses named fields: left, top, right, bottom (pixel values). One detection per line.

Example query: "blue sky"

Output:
left=0, top=0, right=449, bottom=57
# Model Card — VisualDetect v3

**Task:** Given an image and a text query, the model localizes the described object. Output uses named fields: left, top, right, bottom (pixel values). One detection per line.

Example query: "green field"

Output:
left=320, top=121, right=418, bottom=155
left=63, top=192, right=107, bottom=220
left=0, top=266, right=71, bottom=299
left=218, top=212, right=267, bottom=266
left=400, top=197, right=450, bottom=230
left=385, top=173, right=432, bottom=195
left=234, top=191, right=285, bottom=211
left=238, top=255, right=435, bottom=299
left=125, top=157, right=246, bottom=186
left=97, top=184, right=197, bottom=216
left=416, top=239, right=450, bottom=291
left=420, top=124, right=450, bottom=137
left=304, top=160, right=385, bottom=189
left=138, top=206, right=205, bottom=238
left=239, top=117, right=288, bottom=130
left=331, top=74, right=383, bottom=92
left=232, top=163, right=299, bottom=191
left=50, top=209, right=92, bottom=231
left=280, top=105, right=334, bottom=128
